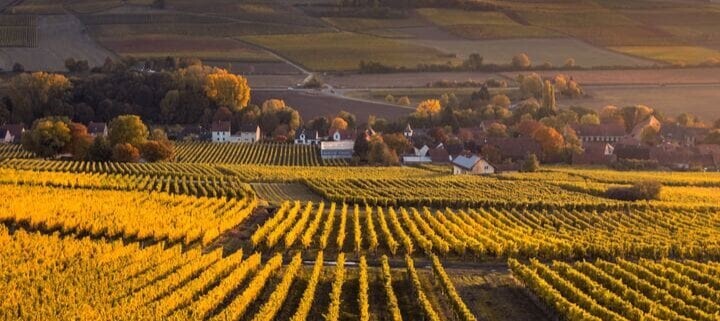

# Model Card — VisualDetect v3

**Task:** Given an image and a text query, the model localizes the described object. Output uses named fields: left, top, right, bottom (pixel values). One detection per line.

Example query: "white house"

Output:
left=0, top=124, right=25, bottom=144
left=320, top=140, right=354, bottom=159
left=452, top=155, right=495, bottom=175
left=230, top=124, right=261, bottom=143
left=87, top=122, right=108, bottom=138
left=294, top=129, right=320, bottom=145
left=211, top=121, right=231, bottom=143
left=403, top=123, right=413, bottom=138
left=402, top=144, right=432, bottom=164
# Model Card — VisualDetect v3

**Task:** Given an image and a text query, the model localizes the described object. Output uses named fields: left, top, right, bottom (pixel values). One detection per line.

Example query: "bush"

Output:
left=605, top=181, right=662, bottom=201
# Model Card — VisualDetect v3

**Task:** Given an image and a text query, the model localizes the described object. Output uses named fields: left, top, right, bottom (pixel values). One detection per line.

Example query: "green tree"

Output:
left=522, top=154, right=540, bottom=172
left=9, top=72, right=71, bottom=124
left=21, top=117, right=72, bottom=158
left=87, top=136, right=112, bottom=161
left=580, top=114, right=600, bottom=125
left=108, top=115, right=149, bottom=147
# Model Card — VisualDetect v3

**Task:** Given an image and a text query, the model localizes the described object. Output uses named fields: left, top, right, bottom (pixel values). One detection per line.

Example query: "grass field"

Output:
left=609, top=46, right=720, bottom=65
left=417, top=8, right=557, bottom=39
left=99, top=35, right=278, bottom=62
left=241, top=32, right=461, bottom=71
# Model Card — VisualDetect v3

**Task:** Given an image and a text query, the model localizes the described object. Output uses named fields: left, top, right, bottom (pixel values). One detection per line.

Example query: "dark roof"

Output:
left=87, top=122, right=106, bottom=134
left=429, top=145, right=450, bottom=163
left=483, top=137, right=541, bottom=160
left=572, top=142, right=616, bottom=165
left=615, top=145, right=651, bottom=160
left=238, top=124, right=259, bottom=133
left=211, top=121, right=231, bottom=132
left=1, top=123, right=25, bottom=142
left=573, top=123, right=626, bottom=137
left=295, top=129, right=319, bottom=139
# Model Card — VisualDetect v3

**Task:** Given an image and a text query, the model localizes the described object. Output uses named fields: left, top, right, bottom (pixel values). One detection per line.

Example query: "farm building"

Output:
left=429, top=144, right=451, bottom=163
left=403, top=123, right=413, bottom=138
left=402, top=145, right=431, bottom=164
left=573, top=123, right=626, bottom=143
left=231, top=124, right=261, bottom=143
left=294, top=129, right=320, bottom=145
left=211, top=121, right=231, bottom=143
left=0, top=124, right=25, bottom=144
left=452, top=155, right=495, bottom=175
left=87, top=122, right=108, bottom=138
left=330, top=129, right=355, bottom=142
left=211, top=121, right=261, bottom=143
left=572, top=142, right=616, bottom=165
left=320, top=140, right=354, bottom=159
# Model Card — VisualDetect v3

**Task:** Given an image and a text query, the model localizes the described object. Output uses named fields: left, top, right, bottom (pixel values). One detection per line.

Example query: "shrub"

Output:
left=605, top=181, right=662, bottom=201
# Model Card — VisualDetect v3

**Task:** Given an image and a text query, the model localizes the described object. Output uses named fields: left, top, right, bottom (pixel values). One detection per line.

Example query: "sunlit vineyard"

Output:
left=0, top=225, right=472, bottom=321
left=175, top=142, right=347, bottom=166
left=0, top=144, right=34, bottom=160
left=510, top=258, right=720, bottom=321
left=0, top=184, right=256, bottom=245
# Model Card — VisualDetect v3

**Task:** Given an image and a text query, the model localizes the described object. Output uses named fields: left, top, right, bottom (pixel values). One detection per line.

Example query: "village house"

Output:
left=403, top=123, right=413, bottom=138
left=211, top=121, right=261, bottom=143
left=211, top=121, right=231, bottom=143
left=660, top=123, right=709, bottom=147
left=294, top=129, right=321, bottom=145
left=0, top=124, right=25, bottom=144
left=573, top=123, right=626, bottom=143
left=452, top=155, right=495, bottom=175
left=402, top=144, right=431, bottom=164
left=87, top=122, right=108, bottom=138
left=429, top=143, right=451, bottom=163
left=231, top=124, right=261, bottom=143
left=320, top=129, right=356, bottom=159
left=572, top=142, right=616, bottom=165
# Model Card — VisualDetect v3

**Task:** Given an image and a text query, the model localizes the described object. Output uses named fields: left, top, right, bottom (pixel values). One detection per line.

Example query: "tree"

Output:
left=9, top=72, right=71, bottom=124
left=330, top=117, right=348, bottom=131
left=463, top=53, right=484, bottom=70
left=415, top=99, right=441, bottom=119
left=564, top=58, right=575, bottom=68
left=491, top=94, right=511, bottom=109
left=354, top=134, right=370, bottom=160
left=382, top=133, right=411, bottom=155
left=532, top=125, right=564, bottom=159
left=512, top=53, right=531, bottom=69
left=308, top=116, right=330, bottom=135
left=159, top=90, right=180, bottom=123
left=108, top=115, right=149, bottom=147
left=518, top=73, right=543, bottom=99
left=21, top=117, right=72, bottom=158
left=522, top=154, right=540, bottom=172
left=367, top=135, right=398, bottom=166
left=112, top=143, right=141, bottom=162
left=677, top=113, right=700, bottom=127
left=580, top=114, right=600, bottom=125
left=337, top=111, right=356, bottom=129
left=703, top=130, right=720, bottom=145
left=481, top=144, right=502, bottom=164
left=621, top=105, right=654, bottom=132
left=385, top=94, right=395, bottom=103
left=212, top=106, right=233, bottom=122
left=68, top=123, right=93, bottom=160
left=397, top=96, right=411, bottom=106
left=541, top=80, right=556, bottom=112
left=714, top=118, right=720, bottom=129
left=487, top=123, right=508, bottom=138
left=87, top=136, right=112, bottom=161
left=640, top=126, right=661, bottom=146
left=12, top=62, right=24, bottom=73
left=141, top=140, right=174, bottom=162
left=600, top=105, right=623, bottom=124
left=204, top=69, right=251, bottom=111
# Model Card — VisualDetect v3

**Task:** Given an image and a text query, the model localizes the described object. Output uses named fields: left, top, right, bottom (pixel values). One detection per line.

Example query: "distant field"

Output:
left=241, top=32, right=461, bottom=71
left=501, top=68, right=720, bottom=85
left=568, top=84, right=720, bottom=122
left=610, top=46, right=720, bottom=65
left=407, top=37, right=654, bottom=67
left=345, top=87, right=503, bottom=107
left=0, top=14, right=115, bottom=71
left=326, top=71, right=504, bottom=89
left=322, top=17, right=425, bottom=31
left=417, top=8, right=556, bottom=39
left=99, top=35, right=278, bottom=62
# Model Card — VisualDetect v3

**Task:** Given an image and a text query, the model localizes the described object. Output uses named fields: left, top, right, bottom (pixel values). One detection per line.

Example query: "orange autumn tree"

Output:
left=532, top=125, right=565, bottom=160
left=204, top=69, right=251, bottom=111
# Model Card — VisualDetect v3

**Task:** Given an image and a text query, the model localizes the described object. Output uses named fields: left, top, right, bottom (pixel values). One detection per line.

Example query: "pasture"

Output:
left=241, top=32, right=461, bottom=71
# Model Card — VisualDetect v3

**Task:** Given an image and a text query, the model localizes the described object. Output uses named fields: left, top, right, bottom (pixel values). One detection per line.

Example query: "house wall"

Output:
left=212, top=131, right=231, bottom=142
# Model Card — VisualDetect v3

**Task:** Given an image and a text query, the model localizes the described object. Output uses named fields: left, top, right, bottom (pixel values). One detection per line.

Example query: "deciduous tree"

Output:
left=108, top=115, right=149, bottom=147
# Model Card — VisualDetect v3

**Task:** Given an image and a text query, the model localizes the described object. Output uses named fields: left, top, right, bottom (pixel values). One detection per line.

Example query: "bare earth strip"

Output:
left=0, top=15, right=115, bottom=71
left=503, top=68, right=720, bottom=85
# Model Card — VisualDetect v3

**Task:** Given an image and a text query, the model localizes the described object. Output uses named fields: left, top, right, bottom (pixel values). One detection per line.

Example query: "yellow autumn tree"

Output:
left=415, top=99, right=442, bottom=118
left=204, top=69, right=251, bottom=111
left=330, top=117, right=348, bottom=131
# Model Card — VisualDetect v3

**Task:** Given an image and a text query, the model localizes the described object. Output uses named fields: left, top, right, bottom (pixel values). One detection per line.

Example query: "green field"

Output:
left=241, top=32, right=461, bottom=71
left=417, top=8, right=557, bottom=39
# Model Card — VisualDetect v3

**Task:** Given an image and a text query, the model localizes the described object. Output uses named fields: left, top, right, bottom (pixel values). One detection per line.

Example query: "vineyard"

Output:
left=0, top=143, right=34, bottom=160
left=0, top=15, right=37, bottom=47
left=0, top=225, right=476, bottom=321
left=510, top=258, right=720, bottom=321
left=175, top=142, right=347, bottom=166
